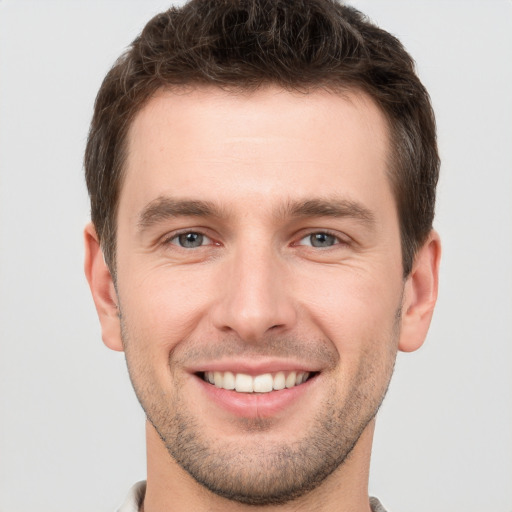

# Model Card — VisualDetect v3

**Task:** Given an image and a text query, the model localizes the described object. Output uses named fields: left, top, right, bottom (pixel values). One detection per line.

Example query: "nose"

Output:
left=211, top=243, right=297, bottom=343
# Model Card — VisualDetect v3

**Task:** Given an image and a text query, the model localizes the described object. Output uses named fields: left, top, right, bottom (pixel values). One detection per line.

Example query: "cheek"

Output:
left=302, top=270, right=401, bottom=405
left=294, top=264, right=403, bottom=356
left=118, top=267, right=214, bottom=354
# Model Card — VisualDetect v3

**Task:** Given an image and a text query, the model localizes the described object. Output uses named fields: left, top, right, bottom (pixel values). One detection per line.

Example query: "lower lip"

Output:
left=194, top=375, right=316, bottom=419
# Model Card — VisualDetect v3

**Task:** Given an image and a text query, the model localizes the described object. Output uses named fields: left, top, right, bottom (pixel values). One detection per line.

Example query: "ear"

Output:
left=398, top=230, right=441, bottom=353
left=84, top=223, right=124, bottom=352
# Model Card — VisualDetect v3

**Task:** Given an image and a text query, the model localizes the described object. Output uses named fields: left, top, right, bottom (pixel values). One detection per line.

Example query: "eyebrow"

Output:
left=138, top=197, right=224, bottom=231
left=137, top=195, right=375, bottom=232
left=282, top=198, right=375, bottom=226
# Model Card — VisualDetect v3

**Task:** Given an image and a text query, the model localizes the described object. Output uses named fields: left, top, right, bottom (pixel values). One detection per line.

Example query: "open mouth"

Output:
left=198, top=370, right=318, bottom=393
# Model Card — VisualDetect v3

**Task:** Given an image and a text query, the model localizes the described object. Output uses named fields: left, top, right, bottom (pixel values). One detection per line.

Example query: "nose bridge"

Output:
left=213, top=237, right=296, bottom=342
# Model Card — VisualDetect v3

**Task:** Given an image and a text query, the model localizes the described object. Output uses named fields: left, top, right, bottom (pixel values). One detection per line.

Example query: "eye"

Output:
left=169, top=232, right=212, bottom=248
left=298, top=232, right=340, bottom=248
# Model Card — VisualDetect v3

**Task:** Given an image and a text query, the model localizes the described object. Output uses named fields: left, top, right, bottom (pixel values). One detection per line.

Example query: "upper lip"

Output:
left=187, top=358, right=321, bottom=376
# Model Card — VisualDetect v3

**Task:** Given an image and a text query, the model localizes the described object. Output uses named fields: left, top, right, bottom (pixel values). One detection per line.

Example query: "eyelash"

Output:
left=295, top=230, right=348, bottom=249
left=164, top=230, right=215, bottom=248
left=162, top=229, right=348, bottom=250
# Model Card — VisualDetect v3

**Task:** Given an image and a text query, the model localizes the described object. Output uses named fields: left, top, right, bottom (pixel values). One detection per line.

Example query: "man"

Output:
left=84, top=1, right=441, bottom=510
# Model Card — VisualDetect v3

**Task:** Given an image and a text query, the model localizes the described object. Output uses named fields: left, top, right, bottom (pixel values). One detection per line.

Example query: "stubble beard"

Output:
left=121, top=316, right=400, bottom=506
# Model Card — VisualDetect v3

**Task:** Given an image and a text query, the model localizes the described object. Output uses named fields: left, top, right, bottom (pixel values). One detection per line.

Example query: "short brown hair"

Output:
left=85, top=0, right=439, bottom=276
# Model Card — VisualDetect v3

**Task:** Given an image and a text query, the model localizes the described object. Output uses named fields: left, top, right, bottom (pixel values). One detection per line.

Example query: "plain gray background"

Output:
left=0, top=1, right=511, bottom=511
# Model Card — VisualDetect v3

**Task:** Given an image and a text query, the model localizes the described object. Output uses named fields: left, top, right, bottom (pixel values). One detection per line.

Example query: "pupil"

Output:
left=179, top=232, right=203, bottom=247
left=311, top=233, right=334, bottom=247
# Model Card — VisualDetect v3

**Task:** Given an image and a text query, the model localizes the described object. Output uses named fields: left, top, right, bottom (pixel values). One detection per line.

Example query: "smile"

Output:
left=201, top=371, right=314, bottom=393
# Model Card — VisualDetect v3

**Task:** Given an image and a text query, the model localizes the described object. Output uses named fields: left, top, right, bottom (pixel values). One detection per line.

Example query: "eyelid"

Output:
left=158, top=227, right=350, bottom=249
left=294, top=229, right=350, bottom=247
left=162, top=228, right=217, bottom=247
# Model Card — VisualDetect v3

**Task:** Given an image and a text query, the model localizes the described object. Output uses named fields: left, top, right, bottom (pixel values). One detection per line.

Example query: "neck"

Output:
left=143, top=420, right=375, bottom=512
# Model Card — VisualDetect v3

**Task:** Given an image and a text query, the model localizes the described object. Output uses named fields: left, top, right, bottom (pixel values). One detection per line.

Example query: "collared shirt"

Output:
left=116, top=481, right=145, bottom=512
left=116, top=481, right=389, bottom=511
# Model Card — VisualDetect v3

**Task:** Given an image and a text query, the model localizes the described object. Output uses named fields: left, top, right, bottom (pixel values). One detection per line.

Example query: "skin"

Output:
left=85, top=86, right=440, bottom=512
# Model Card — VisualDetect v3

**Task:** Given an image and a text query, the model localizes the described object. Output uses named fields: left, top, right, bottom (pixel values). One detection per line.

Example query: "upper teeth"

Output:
left=204, top=371, right=310, bottom=393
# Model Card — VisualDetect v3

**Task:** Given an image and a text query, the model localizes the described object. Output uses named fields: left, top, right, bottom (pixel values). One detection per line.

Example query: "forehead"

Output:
left=121, top=86, right=393, bottom=218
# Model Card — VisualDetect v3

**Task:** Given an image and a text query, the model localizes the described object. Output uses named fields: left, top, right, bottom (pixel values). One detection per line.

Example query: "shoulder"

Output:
left=370, top=496, right=389, bottom=512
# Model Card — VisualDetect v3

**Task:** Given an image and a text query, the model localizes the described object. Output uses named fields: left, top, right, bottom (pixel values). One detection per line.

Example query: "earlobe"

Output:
left=84, top=223, right=124, bottom=352
left=398, top=230, right=441, bottom=353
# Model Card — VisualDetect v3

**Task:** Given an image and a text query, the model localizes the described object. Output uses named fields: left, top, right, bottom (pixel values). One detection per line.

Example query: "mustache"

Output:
left=170, top=334, right=339, bottom=368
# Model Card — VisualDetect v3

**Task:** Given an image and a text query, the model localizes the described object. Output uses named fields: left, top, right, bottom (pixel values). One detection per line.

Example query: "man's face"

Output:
left=114, top=87, right=405, bottom=504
